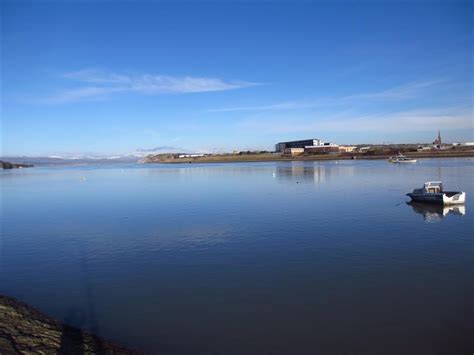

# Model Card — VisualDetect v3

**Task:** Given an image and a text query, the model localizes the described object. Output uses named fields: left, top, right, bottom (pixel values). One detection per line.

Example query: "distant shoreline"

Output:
left=0, top=160, right=34, bottom=169
left=142, top=150, right=474, bottom=164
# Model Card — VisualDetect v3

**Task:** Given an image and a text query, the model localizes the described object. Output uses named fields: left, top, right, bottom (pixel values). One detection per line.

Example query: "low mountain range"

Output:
left=0, top=146, right=198, bottom=166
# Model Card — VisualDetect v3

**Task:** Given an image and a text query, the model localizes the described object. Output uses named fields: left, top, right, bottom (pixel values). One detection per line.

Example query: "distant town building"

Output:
left=305, top=145, right=340, bottom=154
left=275, top=139, right=323, bottom=152
left=453, top=142, right=474, bottom=147
left=304, top=142, right=339, bottom=154
left=417, top=145, right=432, bottom=151
left=284, top=147, right=305, bottom=156
left=276, top=138, right=343, bottom=155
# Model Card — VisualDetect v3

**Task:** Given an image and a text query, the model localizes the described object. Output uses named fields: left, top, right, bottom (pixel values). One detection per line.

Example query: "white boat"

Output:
left=406, top=181, right=466, bottom=205
left=389, top=153, right=417, bottom=163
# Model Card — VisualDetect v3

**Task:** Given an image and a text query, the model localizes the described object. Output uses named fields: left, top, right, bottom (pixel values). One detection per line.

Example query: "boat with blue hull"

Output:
left=407, top=181, right=466, bottom=205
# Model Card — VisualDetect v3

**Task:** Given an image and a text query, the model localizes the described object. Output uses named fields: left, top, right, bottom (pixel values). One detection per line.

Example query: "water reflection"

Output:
left=139, top=161, right=359, bottom=185
left=407, top=202, right=466, bottom=222
left=273, top=162, right=355, bottom=184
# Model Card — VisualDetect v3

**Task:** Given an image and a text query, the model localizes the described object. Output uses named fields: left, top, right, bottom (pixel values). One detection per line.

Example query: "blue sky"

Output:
left=1, top=0, right=472, bottom=156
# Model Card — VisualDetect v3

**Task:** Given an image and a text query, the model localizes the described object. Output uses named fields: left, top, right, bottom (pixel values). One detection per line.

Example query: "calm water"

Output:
left=1, top=159, right=473, bottom=354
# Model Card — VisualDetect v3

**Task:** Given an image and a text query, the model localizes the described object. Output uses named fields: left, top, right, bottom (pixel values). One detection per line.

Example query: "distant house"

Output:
left=178, top=153, right=205, bottom=158
left=305, top=145, right=340, bottom=154
left=338, top=146, right=357, bottom=153
left=284, top=147, right=305, bottom=156
left=417, top=145, right=432, bottom=151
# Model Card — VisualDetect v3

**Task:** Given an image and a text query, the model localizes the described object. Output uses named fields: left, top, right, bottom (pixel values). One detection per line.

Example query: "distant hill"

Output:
left=0, top=147, right=194, bottom=166
left=0, top=155, right=140, bottom=166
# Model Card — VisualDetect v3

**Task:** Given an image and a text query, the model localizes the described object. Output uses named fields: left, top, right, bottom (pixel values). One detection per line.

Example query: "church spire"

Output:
left=433, top=130, right=442, bottom=146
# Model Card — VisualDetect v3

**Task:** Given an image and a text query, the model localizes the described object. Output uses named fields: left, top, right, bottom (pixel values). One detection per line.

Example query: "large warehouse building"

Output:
left=275, top=139, right=323, bottom=152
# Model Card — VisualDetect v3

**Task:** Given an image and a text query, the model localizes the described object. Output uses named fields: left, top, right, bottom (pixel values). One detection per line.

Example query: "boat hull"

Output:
left=407, top=192, right=466, bottom=205
left=393, top=160, right=417, bottom=163
left=390, top=159, right=417, bottom=163
left=442, top=192, right=466, bottom=205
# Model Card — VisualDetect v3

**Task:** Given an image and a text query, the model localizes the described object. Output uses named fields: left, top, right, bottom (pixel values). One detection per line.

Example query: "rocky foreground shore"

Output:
left=0, top=295, right=138, bottom=354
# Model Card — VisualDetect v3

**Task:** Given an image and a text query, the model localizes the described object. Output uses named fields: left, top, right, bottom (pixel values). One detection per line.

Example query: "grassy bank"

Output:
left=142, top=149, right=474, bottom=164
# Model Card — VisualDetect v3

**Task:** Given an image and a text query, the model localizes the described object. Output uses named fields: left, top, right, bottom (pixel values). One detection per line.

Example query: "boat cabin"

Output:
left=423, top=181, right=443, bottom=194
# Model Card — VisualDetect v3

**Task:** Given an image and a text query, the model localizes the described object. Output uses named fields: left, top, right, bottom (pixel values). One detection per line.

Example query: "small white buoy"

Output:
left=272, top=173, right=276, bottom=178
left=80, top=177, right=86, bottom=181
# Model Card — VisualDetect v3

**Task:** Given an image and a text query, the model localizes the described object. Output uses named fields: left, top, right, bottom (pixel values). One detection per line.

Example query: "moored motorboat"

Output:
left=389, top=153, right=417, bottom=163
left=406, top=181, right=466, bottom=205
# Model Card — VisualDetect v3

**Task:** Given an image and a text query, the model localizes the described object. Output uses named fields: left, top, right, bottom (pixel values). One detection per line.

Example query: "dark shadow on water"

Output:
left=77, top=239, right=100, bottom=336
left=59, top=307, right=106, bottom=354
left=59, top=308, right=85, bottom=354
left=58, top=238, right=104, bottom=354
left=59, top=326, right=85, bottom=354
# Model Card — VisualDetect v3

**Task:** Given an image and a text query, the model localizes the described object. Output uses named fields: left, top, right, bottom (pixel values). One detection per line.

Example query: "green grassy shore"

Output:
left=142, top=149, right=474, bottom=164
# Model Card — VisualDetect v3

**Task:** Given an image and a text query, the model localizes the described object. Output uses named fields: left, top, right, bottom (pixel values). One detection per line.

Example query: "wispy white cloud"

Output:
left=345, top=79, right=446, bottom=101
left=45, top=68, right=260, bottom=103
left=130, top=75, right=255, bottom=94
left=227, top=78, right=472, bottom=140
left=209, top=100, right=324, bottom=112
left=237, top=106, right=473, bottom=134
left=63, top=69, right=132, bottom=84
left=45, top=86, right=127, bottom=104
left=322, top=107, right=472, bottom=133
left=210, top=79, right=446, bottom=112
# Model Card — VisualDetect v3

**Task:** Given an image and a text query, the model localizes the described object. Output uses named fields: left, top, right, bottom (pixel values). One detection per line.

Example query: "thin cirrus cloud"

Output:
left=44, top=68, right=260, bottom=104
left=226, top=77, right=473, bottom=135
left=209, top=79, right=447, bottom=112
left=46, top=86, right=127, bottom=104
left=236, top=106, right=473, bottom=134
